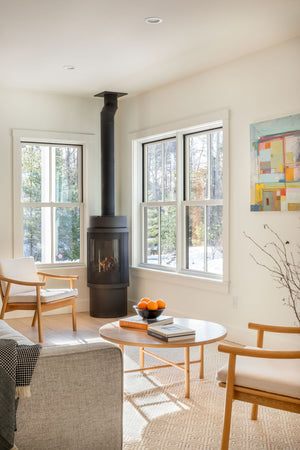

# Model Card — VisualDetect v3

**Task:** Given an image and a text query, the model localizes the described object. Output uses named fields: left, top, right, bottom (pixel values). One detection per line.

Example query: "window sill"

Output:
left=130, top=266, right=229, bottom=294
left=37, top=263, right=86, bottom=270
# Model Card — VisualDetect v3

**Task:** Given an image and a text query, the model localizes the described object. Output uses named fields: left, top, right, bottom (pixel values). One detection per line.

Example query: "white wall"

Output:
left=0, top=88, right=101, bottom=314
left=116, top=37, right=300, bottom=347
left=1, top=39, right=299, bottom=346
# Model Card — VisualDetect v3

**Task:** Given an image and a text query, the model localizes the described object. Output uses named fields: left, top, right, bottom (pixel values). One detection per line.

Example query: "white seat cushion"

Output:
left=0, top=257, right=39, bottom=295
left=8, top=288, right=78, bottom=304
left=216, top=347, right=300, bottom=399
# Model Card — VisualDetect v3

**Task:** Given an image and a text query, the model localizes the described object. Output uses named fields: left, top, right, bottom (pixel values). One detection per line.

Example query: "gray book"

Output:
left=147, top=328, right=195, bottom=341
left=147, top=323, right=195, bottom=337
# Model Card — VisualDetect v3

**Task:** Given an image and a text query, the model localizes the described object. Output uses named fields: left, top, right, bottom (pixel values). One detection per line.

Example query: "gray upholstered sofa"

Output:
left=0, top=319, right=123, bottom=450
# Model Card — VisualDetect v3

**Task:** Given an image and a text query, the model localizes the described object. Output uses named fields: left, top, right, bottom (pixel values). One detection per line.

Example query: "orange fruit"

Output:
left=137, top=301, right=148, bottom=310
left=140, top=297, right=151, bottom=303
left=156, top=300, right=166, bottom=309
left=147, top=300, right=158, bottom=310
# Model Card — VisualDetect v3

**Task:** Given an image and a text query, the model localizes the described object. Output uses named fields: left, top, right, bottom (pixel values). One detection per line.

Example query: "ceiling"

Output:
left=1, top=0, right=300, bottom=98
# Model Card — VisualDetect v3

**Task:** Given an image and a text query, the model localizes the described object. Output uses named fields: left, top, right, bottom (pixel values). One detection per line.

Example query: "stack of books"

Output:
left=119, top=315, right=173, bottom=330
left=147, top=323, right=196, bottom=341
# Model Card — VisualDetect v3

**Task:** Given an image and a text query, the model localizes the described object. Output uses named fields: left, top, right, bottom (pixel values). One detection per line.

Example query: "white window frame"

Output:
left=182, top=128, right=224, bottom=278
left=13, top=129, right=92, bottom=268
left=142, top=137, right=177, bottom=267
left=131, top=109, right=229, bottom=293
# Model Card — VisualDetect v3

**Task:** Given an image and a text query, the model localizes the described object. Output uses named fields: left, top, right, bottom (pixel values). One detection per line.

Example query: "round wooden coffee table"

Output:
left=99, top=318, right=227, bottom=398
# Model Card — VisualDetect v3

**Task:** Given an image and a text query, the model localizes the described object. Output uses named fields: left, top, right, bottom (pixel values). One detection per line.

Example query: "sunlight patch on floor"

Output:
left=138, top=398, right=182, bottom=419
left=133, top=392, right=171, bottom=406
left=48, top=338, right=85, bottom=346
left=125, top=372, right=161, bottom=394
left=82, top=337, right=106, bottom=343
left=123, top=353, right=141, bottom=370
left=124, top=390, right=187, bottom=444
left=123, top=401, right=148, bottom=442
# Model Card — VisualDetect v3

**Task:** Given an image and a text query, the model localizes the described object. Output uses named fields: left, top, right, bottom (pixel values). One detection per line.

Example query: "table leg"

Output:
left=140, top=347, right=144, bottom=369
left=185, top=347, right=190, bottom=398
left=200, top=345, right=204, bottom=379
left=119, top=344, right=124, bottom=353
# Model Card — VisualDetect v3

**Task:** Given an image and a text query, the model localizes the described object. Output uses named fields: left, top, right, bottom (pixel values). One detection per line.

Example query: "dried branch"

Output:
left=244, top=225, right=300, bottom=325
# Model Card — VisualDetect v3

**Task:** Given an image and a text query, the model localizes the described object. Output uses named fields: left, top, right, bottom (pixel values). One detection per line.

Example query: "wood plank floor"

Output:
left=5, top=312, right=122, bottom=346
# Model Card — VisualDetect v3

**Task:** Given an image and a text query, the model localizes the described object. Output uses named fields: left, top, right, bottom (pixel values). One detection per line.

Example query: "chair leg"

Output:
left=37, top=308, right=43, bottom=343
left=72, top=302, right=77, bottom=331
left=0, top=303, right=6, bottom=319
left=0, top=285, right=11, bottom=319
left=36, top=309, right=43, bottom=343
left=251, top=404, right=258, bottom=420
left=221, top=353, right=236, bottom=450
left=221, top=392, right=234, bottom=450
left=32, top=310, right=38, bottom=327
left=251, top=328, right=263, bottom=420
left=36, top=287, right=43, bottom=343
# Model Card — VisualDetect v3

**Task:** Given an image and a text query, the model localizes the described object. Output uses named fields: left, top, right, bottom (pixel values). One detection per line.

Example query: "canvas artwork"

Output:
left=250, top=113, right=300, bottom=211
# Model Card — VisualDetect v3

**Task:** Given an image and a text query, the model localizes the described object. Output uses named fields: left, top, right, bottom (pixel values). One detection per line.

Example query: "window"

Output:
left=184, top=129, right=223, bottom=275
left=132, top=111, right=229, bottom=284
left=13, top=130, right=90, bottom=266
left=143, top=138, right=177, bottom=267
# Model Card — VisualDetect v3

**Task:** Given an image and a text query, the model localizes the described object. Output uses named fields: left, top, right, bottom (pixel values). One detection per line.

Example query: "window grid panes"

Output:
left=184, top=129, right=223, bottom=276
left=144, top=138, right=176, bottom=203
left=143, top=205, right=177, bottom=268
left=21, top=142, right=82, bottom=264
left=141, top=126, right=223, bottom=279
left=143, top=138, right=177, bottom=268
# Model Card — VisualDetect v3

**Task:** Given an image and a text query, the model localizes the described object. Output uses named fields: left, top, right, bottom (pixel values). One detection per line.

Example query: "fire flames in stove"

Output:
left=98, top=255, right=119, bottom=273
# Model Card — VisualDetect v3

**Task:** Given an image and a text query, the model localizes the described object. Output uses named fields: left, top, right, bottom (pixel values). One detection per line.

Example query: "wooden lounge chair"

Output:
left=217, top=323, right=300, bottom=449
left=0, top=257, right=78, bottom=343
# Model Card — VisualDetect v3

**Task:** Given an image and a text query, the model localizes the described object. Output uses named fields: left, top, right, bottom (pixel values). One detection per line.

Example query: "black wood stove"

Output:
left=87, top=91, right=129, bottom=317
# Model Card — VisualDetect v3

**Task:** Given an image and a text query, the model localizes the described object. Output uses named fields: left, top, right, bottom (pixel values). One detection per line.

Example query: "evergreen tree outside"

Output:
left=55, top=147, right=80, bottom=262
left=160, top=206, right=176, bottom=265
left=145, top=207, right=159, bottom=264
left=22, top=145, right=42, bottom=261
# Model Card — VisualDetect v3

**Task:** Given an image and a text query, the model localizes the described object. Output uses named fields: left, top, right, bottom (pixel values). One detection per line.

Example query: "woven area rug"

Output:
left=123, top=343, right=300, bottom=449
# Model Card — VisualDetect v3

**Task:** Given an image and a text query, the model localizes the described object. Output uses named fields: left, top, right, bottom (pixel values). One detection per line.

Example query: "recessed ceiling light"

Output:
left=63, top=65, right=75, bottom=70
left=145, top=17, right=163, bottom=25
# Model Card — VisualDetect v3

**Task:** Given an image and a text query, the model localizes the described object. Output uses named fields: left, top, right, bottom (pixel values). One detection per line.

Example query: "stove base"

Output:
left=89, top=284, right=127, bottom=318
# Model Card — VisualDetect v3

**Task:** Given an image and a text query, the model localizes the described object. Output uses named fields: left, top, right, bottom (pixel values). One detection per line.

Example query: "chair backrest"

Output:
left=0, top=257, right=39, bottom=295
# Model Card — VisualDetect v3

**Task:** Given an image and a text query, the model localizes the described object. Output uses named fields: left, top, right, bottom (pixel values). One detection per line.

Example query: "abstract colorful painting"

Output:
left=250, top=113, right=300, bottom=211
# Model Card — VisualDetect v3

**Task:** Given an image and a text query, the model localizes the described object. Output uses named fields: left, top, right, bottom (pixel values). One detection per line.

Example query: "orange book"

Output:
left=119, top=315, right=173, bottom=330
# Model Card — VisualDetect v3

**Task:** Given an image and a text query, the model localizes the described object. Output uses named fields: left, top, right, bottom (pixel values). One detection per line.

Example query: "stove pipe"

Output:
left=88, top=91, right=129, bottom=318
left=95, top=91, right=127, bottom=216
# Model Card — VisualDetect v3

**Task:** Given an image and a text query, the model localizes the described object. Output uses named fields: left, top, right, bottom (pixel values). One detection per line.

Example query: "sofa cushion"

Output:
left=216, top=347, right=300, bottom=399
left=0, top=319, right=33, bottom=345
left=0, top=257, right=39, bottom=296
left=8, top=288, right=78, bottom=304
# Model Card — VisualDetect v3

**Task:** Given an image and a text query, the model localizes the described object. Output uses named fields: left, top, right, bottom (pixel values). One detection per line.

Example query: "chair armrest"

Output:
left=248, top=322, right=300, bottom=334
left=218, top=343, right=300, bottom=359
left=37, top=272, right=79, bottom=281
left=0, top=275, right=45, bottom=287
